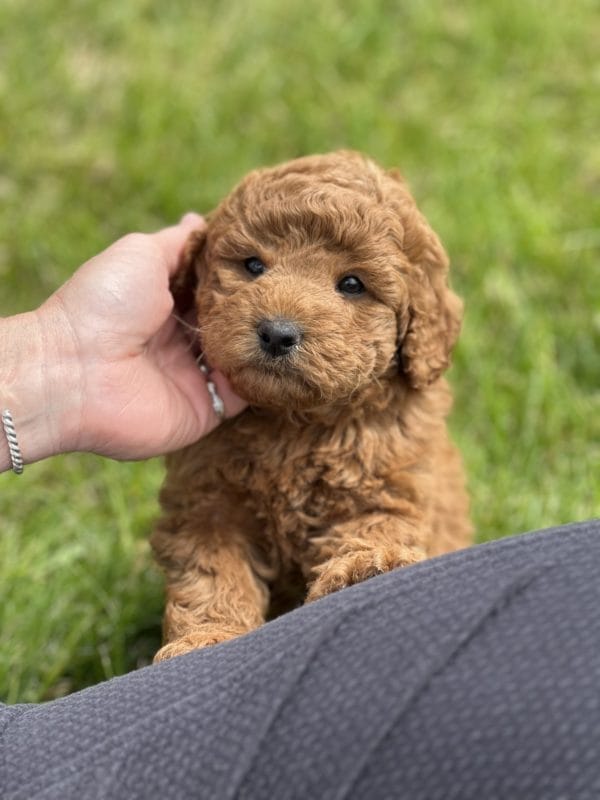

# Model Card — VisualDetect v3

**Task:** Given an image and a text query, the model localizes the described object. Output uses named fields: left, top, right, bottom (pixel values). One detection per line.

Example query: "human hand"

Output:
left=0, top=215, right=246, bottom=469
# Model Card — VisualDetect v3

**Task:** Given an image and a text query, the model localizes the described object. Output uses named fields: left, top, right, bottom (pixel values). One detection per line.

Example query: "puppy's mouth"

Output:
left=231, top=355, right=320, bottom=409
left=253, top=351, right=302, bottom=376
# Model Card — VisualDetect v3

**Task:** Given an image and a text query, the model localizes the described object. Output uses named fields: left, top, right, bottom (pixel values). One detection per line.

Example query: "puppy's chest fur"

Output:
left=164, top=404, right=419, bottom=567
left=216, top=410, right=391, bottom=529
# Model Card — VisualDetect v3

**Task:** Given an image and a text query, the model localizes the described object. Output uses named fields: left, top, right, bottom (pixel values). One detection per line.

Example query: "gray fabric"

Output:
left=1, top=519, right=599, bottom=799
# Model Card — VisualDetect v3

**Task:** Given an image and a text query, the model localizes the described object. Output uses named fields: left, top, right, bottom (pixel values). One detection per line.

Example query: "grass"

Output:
left=1, top=0, right=598, bottom=703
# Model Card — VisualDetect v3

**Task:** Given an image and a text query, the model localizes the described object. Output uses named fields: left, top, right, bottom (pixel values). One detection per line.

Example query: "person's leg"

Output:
left=2, top=519, right=599, bottom=800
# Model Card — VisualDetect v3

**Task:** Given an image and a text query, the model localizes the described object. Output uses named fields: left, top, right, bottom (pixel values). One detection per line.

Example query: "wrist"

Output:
left=0, top=303, right=83, bottom=471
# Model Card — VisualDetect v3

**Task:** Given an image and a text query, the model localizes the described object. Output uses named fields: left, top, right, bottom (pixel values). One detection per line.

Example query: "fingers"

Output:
left=151, top=213, right=206, bottom=276
left=173, top=354, right=248, bottom=447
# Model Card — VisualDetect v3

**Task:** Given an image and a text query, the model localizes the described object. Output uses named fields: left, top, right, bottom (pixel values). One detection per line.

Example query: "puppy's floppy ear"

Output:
left=170, top=228, right=206, bottom=316
left=400, top=231, right=462, bottom=389
left=384, top=171, right=463, bottom=389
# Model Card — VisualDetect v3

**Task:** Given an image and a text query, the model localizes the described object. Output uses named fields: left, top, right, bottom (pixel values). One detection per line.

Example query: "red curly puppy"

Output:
left=152, top=151, right=471, bottom=661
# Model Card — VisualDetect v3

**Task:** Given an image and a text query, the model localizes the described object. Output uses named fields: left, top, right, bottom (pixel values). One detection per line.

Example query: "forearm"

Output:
left=0, top=305, right=82, bottom=472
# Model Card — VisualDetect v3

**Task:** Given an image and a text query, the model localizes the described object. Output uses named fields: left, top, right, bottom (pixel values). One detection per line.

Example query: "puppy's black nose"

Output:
left=257, top=318, right=302, bottom=357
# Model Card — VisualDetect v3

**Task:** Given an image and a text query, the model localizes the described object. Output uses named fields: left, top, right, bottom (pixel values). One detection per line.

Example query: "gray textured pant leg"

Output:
left=1, top=519, right=599, bottom=799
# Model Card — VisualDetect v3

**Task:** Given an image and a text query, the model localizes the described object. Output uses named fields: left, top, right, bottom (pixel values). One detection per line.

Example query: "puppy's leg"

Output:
left=306, top=513, right=428, bottom=602
left=152, top=524, right=269, bottom=662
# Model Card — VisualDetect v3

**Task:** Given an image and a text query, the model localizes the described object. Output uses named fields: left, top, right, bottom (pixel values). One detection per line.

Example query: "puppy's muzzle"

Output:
left=257, top=318, right=303, bottom=358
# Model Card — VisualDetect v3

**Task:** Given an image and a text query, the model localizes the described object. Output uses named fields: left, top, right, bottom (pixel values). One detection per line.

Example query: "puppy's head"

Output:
left=177, top=151, right=462, bottom=411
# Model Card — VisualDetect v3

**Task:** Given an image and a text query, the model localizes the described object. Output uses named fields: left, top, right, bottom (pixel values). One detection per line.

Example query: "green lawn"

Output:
left=1, top=0, right=598, bottom=703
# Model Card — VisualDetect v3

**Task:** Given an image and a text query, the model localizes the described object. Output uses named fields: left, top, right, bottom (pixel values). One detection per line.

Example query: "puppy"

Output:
left=152, top=151, right=471, bottom=661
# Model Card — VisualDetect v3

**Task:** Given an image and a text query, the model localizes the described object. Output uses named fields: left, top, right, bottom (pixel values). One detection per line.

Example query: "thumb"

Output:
left=151, top=213, right=206, bottom=276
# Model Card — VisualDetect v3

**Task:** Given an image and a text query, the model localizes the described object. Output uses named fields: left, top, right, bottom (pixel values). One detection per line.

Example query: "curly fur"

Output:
left=152, top=151, right=471, bottom=661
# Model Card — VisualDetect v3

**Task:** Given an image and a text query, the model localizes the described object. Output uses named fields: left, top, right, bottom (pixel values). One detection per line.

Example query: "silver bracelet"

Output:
left=2, top=409, right=24, bottom=474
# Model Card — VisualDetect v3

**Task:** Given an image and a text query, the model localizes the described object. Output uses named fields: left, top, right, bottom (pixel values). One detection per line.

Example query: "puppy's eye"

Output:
left=337, top=275, right=365, bottom=296
left=244, top=256, right=266, bottom=276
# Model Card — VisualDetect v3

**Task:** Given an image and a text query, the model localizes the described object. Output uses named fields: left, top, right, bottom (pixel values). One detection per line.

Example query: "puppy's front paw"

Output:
left=307, top=545, right=424, bottom=602
left=153, top=624, right=249, bottom=663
